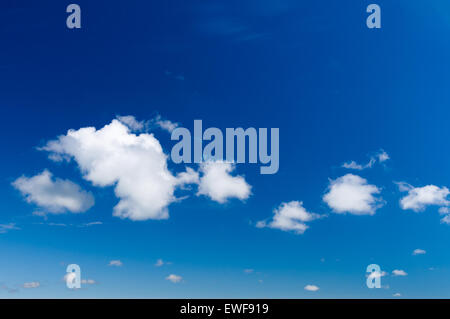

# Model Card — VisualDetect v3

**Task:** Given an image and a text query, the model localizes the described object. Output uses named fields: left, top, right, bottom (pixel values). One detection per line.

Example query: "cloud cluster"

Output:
left=323, top=174, right=383, bottom=215
left=31, top=118, right=251, bottom=221
left=12, top=170, right=94, bottom=214
left=256, top=201, right=321, bottom=235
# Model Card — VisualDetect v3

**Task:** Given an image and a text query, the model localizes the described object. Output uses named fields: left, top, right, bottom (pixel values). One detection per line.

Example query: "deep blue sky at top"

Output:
left=1, top=0, right=450, bottom=298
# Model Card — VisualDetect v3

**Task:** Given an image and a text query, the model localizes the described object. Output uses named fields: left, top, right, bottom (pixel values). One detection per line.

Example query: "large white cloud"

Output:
left=397, top=182, right=450, bottom=212
left=197, top=161, right=251, bottom=203
left=256, top=201, right=321, bottom=235
left=41, top=119, right=194, bottom=221
left=12, top=170, right=94, bottom=214
left=323, top=174, right=383, bottom=215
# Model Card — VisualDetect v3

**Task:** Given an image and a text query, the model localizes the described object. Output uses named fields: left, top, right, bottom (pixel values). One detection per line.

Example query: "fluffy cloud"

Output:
left=166, top=274, right=182, bottom=283
left=197, top=161, right=251, bottom=203
left=412, top=249, right=426, bottom=255
left=393, top=293, right=401, bottom=297
left=342, top=149, right=389, bottom=170
left=12, top=170, right=94, bottom=214
left=108, top=260, right=123, bottom=267
left=23, top=282, right=40, bottom=289
left=304, top=285, right=319, bottom=292
left=41, top=119, right=197, bottom=221
left=323, top=174, right=383, bottom=215
left=397, top=183, right=450, bottom=212
left=256, top=201, right=322, bottom=235
left=392, top=269, right=407, bottom=276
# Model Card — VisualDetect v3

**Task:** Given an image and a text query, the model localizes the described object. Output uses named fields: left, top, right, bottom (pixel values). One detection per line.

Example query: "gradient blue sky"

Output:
left=1, top=0, right=450, bottom=298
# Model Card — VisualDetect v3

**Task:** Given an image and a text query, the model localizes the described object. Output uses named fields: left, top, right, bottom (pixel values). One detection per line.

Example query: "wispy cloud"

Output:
left=0, top=223, right=20, bottom=234
left=108, top=260, right=123, bottom=267
left=23, top=282, right=40, bottom=289
left=12, top=170, right=94, bottom=214
left=412, top=249, right=426, bottom=255
left=166, top=274, right=183, bottom=283
left=342, top=149, right=389, bottom=171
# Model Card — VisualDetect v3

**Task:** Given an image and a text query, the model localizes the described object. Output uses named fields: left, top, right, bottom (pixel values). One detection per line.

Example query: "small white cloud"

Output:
left=392, top=269, right=407, bottom=276
left=197, top=161, right=251, bottom=203
left=244, top=269, right=254, bottom=274
left=108, top=260, right=123, bottom=267
left=397, top=183, right=450, bottom=212
left=323, top=174, right=383, bottom=215
left=412, top=249, right=426, bottom=255
left=377, top=150, right=390, bottom=162
left=304, top=284, right=319, bottom=292
left=342, top=161, right=366, bottom=170
left=155, top=259, right=168, bottom=267
left=0, top=223, right=20, bottom=234
left=393, top=293, right=401, bottom=297
left=23, top=282, right=40, bottom=289
left=256, top=201, right=322, bottom=235
left=166, top=274, right=182, bottom=283
left=342, top=149, right=389, bottom=170
left=12, top=170, right=94, bottom=214
left=81, top=279, right=96, bottom=285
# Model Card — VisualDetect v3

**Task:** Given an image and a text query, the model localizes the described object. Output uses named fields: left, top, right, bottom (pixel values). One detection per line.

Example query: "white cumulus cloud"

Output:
left=323, top=174, right=383, bottom=215
left=12, top=170, right=94, bottom=214
left=197, top=161, right=251, bottom=203
left=256, top=201, right=322, bottom=235
left=397, top=183, right=450, bottom=212
left=40, top=119, right=197, bottom=221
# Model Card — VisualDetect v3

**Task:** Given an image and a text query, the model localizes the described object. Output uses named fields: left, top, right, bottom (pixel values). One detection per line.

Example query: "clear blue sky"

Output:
left=1, top=0, right=450, bottom=298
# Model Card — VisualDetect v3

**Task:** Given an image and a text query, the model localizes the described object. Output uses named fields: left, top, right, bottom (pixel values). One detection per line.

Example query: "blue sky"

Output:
left=2, top=0, right=450, bottom=298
